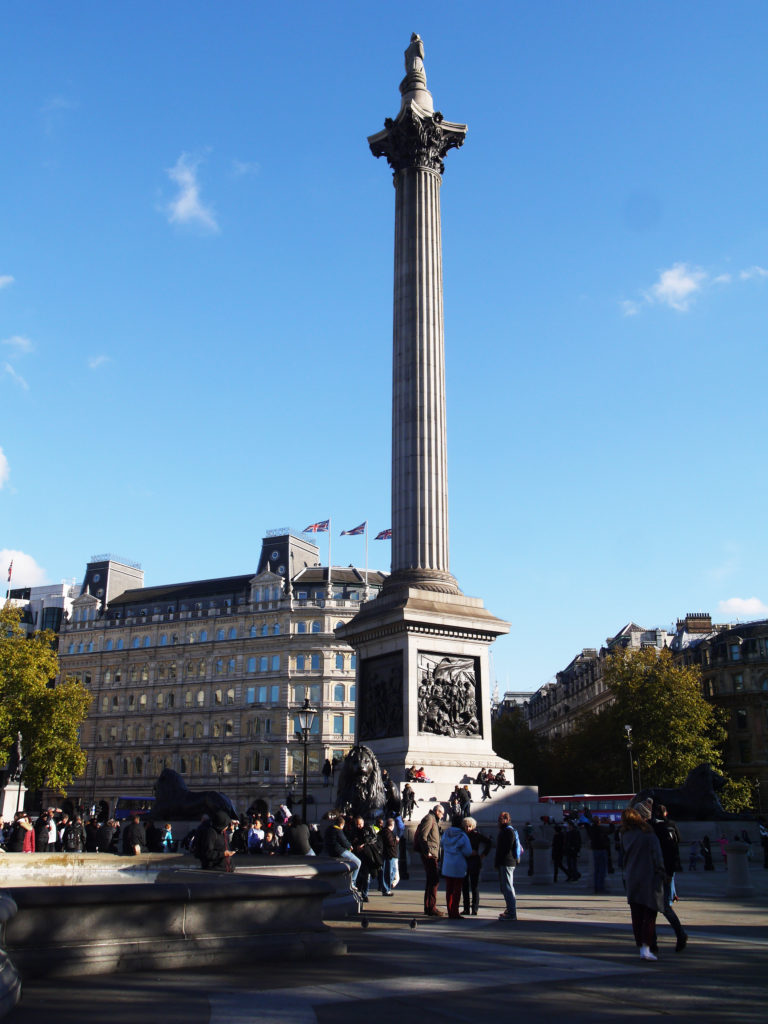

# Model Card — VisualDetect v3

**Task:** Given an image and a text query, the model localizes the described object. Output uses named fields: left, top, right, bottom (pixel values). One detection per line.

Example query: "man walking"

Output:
left=652, top=803, right=688, bottom=952
left=414, top=803, right=445, bottom=916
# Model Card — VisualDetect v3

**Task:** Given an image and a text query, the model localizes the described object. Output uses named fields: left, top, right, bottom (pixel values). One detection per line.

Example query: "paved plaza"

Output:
left=8, top=856, right=768, bottom=1023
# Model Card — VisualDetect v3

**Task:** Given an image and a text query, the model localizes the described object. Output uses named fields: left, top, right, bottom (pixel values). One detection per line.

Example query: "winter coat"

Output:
left=324, top=824, right=353, bottom=858
left=441, top=826, right=472, bottom=878
left=415, top=810, right=441, bottom=859
left=621, top=826, right=665, bottom=912
left=495, top=824, right=521, bottom=868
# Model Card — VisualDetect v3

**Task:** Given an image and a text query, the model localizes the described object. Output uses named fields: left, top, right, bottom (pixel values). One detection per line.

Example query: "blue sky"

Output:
left=2, top=1, right=767, bottom=695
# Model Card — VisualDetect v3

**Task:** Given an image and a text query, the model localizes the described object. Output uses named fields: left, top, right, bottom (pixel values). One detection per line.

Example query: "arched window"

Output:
left=215, top=658, right=224, bottom=675
left=225, top=720, right=234, bottom=736
left=167, top=692, right=175, bottom=708
left=105, top=639, right=113, bottom=652
left=117, top=638, right=124, bottom=650
left=135, top=757, right=143, bottom=775
left=125, top=725, right=134, bottom=741
left=87, top=641, right=94, bottom=653
left=104, top=669, right=112, bottom=686
left=188, top=631, right=196, bottom=644
left=227, top=688, right=235, bottom=704
left=200, top=630, right=208, bottom=642
left=229, top=627, right=237, bottom=640
left=217, top=629, right=225, bottom=641
left=68, top=643, right=74, bottom=655
left=198, top=660, right=206, bottom=678
left=143, top=636, right=150, bottom=647
left=196, top=689, right=205, bottom=706
left=141, top=665, right=149, bottom=682
left=184, top=691, right=193, bottom=710
left=180, top=757, right=188, bottom=774
left=156, top=692, right=164, bottom=708
left=194, top=722, right=203, bottom=739
left=250, top=625, right=258, bottom=638
left=334, top=684, right=345, bottom=702
left=210, top=754, right=219, bottom=773
left=223, top=753, right=232, bottom=774
left=297, top=621, right=307, bottom=634
left=122, top=758, right=129, bottom=776
left=193, top=755, right=201, bottom=773
left=227, top=658, right=236, bottom=674
left=132, top=637, right=140, bottom=649
left=183, top=722, right=191, bottom=739
left=139, top=693, right=147, bottom=708
left=273, top=623, right=280, bottom=635
left=212, top=721, right=221, bottom=738
left=106, top=758, right=114, bottom=776
left=214, top=689, right=222, bottom=705
left=96, top=758, right=105, bottom=777
left=261, top=624, right=268, bottom=637
left=311, top=621, right=322, bottom=633
left=165, top=723, right=173, bottom=738
left=160, top=634, right=168, bottom=646
left=153, top=723, right=162, bottom=740
left=136, top=725, right=145, bottom=741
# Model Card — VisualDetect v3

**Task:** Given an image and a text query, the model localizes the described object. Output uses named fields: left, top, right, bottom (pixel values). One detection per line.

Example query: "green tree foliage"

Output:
left=0, top=605, right=91, bottom=793
left=492, top=707, right=547, bottom=787
left=719, top=775, right=754, bottom=814
left=538, top=647, right=728, bottom=796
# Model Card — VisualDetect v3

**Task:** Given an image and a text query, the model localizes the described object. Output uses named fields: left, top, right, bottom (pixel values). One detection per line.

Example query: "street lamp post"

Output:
left=297, top=697, right=318, bottom=824
left=624, top=725, right=635, bottom=793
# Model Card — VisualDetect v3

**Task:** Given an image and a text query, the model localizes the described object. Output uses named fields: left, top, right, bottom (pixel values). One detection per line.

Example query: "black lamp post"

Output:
left=624, top=725, right=635, bottom=793
left=297, top=697, right=318, bottom=823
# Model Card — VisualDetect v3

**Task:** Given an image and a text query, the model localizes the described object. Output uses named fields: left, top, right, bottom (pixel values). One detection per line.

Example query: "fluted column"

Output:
left=369, top=34, right=466, bottom=595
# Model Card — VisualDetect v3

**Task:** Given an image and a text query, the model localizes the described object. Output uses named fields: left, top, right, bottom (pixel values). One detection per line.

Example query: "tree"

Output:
left=492, top=706, right=547, bottom=787
left=0, top=605, right=91, bottom=793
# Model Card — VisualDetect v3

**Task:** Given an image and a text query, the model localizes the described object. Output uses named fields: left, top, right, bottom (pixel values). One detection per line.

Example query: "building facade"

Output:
left=57, top=530, right=386, bottom=818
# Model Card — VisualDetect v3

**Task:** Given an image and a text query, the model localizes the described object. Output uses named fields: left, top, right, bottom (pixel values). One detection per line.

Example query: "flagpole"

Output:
left=364, top=522, right=369, bottom=598
left=327, top=517, right=333, bottom=600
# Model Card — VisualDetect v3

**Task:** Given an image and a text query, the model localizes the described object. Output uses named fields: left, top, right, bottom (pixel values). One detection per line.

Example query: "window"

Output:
left=132, top=637, right=140, bottom=649
left=247, top=657, right=256, bottom=672
left=348, top=714, right=355, bottom=733
left=117, top=638, right=124, bottom=650
left=212, top=721, right=221, bottom=738
left=335, top=654, right=344, bottom=671
left=298, top=622, right=307, bottom=634
left=227, top=688, right=235, bottom=704
left=350, top=655, right=356, bottom=670
left=194, top=722, right=203, bottom=739
left=160, top=634, right=168, bottom=646
left=333, top=715, right=344, bottom=735
left=165, top=723, right=173, bottom=739
left=67, top=643, right=74, bottom=655
left=215, top=658, right=224, bottom=674
left=736, top=708, right=748, bottom=730
left=139, top=693, right=147, bottom=708
left=125, top=724, right=133, bottom=741
left=143, top=636, right=150, bottom=647
left=200, top=630, right=208, bottom=642
left=730, top=643, right=742, bottom=661
left=228, top=627, right=236, bottom=639
left=271, top=655, right=280, bottom=671
left=188, top=632, right=196, bottom=644
left=180, top=757, right=188, bottom=774
left=156, top=693, right=164, bottom=708
left=260, top=656, right=268, bottom=672
left=350, top=684, right=356, bottom=701
left=199, top=660, right=206, bottom=678
left=273, top=623, right=280, bottom=635
left=227, top=658, right=236, bottom=674
left=105, top=639, right=113, bottom=652
left=214, top=689, right=222, bottom=705
left=135, top=757, right=143, bottom=776
left=225, top=720, right=234, bottom=737
left=297, top=591, right=307, bottom=600
left=217, top=629, right=225, bottom=641
left=246, top=686, right=255, bottom=704
left=101, top=695, right=109, bottom=712
left=293, top=714, right=320, bottom=735
left=183, top=722, right=191, bottom=739
left=296, top=655, right=305, bottom=671
left=334, top=683, right=345, bottom=702
left=197, top=689, right=205, bottom=706
left=250, top=626, right=258, bottom=638
left=734, top=674, right=744, bottom=692
left=738, top=740, right=751, bottom=763
left=250, top=751, right=260, bottom=773
left=335, top=621, right=344, bottom=631
left=311, top=654, right=320, bottom=671
left=261, top=624, right=268, bottom=637
left=311, top=621, right=321, bottom=634
left=168, top=693, right=175, bottom=708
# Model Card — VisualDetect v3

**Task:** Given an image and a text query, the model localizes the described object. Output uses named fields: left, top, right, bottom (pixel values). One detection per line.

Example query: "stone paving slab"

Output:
left=8, top=862, right=768, bottom=1023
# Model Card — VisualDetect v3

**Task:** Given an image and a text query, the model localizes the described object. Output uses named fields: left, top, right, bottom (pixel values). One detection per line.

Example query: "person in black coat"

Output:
left=122, top=814, right=147, bottom=856
left=462, top=817, right=492, bottom=915
left=197, top=810, right=235, bottom=871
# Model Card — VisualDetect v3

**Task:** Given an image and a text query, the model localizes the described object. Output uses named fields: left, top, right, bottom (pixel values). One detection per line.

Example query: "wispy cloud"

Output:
left=165, top=153, right=219, bottom=232
left=231, top=159, right=260, bottom=178
left=1, top=549, right=48, bottom=588
left=623, top=260, right=768, bottom=315
left=40, top=95, right=77, bottom=114
left=717, top=596, right=768, bottom=619
left=0, top=275, right=14, bottom=290
left=739, top=265, right=768, bottom=280
left=3, top=363, right=29, bottom=390
left=87, top=355, right=110, bottom=370
left=2, top=335, right=34, bottom=355
left=0, top=447, right=9, bottom=489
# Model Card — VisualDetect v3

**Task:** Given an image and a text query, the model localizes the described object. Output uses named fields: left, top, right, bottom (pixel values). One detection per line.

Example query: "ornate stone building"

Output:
left=57, top=530, right=386, bottom=817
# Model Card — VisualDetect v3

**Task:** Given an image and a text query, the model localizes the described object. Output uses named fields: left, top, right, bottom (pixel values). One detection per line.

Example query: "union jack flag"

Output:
left=340, top=522, right=366, bottom=536
left=375, top=529, right=392, bottom=540
left=303, top=520, right=329, bottom=533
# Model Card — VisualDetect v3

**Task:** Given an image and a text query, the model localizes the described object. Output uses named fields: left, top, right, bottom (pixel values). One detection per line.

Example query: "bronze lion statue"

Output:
left=335, top=745, right=386, bottom=819
left=634, top=763, right=751, bottom=821
left=152, top=768, right=240, bottom=822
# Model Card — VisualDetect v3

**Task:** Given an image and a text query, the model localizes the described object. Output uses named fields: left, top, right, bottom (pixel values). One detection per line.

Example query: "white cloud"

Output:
left=647, top=262, right=706, bottom=311
left=739, top=265, right=768, bottom=280
left=0, top=275, right=14, bottom=289
left=1, top=549, right=48, bottom=589
left=0, top=447, right=9, bottom=489
left=717, top=597, right=768, bottom=619
left=621, top=300, right=640, bottom=317
left=87, top=355, right=109, bottom=370
left=2, top=335, right=34, bottom=355
left=3, top=363, right=28, bottom=390
left=712, top=273, right=732, bottom=285
left=165, top=153, right=219, bottom=232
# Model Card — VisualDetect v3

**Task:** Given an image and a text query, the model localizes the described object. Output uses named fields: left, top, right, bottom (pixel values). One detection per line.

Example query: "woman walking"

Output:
left=621, top=803, right=665, bottom=962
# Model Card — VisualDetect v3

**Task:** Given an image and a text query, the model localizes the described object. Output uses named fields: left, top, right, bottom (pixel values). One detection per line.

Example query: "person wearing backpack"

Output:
left=495, top=811, right=522, bottom=921
left=63, top=816, right=86, bottom=853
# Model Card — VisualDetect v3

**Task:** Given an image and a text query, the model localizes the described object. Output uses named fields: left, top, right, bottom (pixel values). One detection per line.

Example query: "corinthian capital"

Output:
left=369, top=105, right=467, bottom=176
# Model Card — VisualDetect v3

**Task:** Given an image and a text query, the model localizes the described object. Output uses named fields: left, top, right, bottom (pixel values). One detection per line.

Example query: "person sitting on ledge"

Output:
left=493, top=769, right=510, bottom=789
left=412, top=766, right=432, bottom=783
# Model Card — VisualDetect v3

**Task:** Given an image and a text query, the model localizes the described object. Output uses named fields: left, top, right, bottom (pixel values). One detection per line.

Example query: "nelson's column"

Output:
left=337, top=35, right=511, bottom=789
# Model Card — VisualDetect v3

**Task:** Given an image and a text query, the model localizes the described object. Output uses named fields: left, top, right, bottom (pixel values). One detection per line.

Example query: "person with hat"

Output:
left=620, top=803, right=664, bottom=961
left=197, top=810, right=236, bottom=871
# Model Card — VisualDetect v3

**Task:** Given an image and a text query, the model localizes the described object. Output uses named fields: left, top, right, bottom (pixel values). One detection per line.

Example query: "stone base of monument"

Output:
left=0, top=895, right=21, bottom=1019
left=724, top=841, right=756, bottom=897
left=3, top=870, right=346, bottom=979
left=0, top=785, right=26, bottom=823
left=402, top=782, right=541, bottom=828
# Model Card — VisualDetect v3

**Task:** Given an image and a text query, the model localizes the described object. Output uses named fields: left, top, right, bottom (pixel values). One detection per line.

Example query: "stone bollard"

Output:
left=528, top=839, right=553, bottom=885
left=725, top=841, right=755, bottom=898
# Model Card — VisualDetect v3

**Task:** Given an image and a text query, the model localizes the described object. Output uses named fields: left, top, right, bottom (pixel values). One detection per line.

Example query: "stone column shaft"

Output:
left=392, top=165, right=450, bottom=578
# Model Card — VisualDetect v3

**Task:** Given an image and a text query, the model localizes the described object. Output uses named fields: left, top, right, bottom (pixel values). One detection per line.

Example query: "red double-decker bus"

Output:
left=539, top=793, right=635, bottom=823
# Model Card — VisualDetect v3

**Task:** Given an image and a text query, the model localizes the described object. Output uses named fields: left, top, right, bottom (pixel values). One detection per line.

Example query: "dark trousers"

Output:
left=462, top=858, right=482, bottom=911
left=421, top=854, right=440, bottom=913
left=661, top=876, right=685, bottom=941
left=629, top=902, right=658, bottom=947
left=445, top=877, right=463, bottom=918
left=593, top=849, right=608, bottom=892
